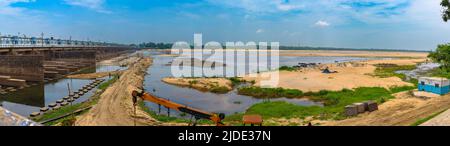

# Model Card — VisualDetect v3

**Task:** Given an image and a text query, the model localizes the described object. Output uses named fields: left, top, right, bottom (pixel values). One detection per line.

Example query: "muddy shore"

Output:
left=76, top=57, right=159, bottom=126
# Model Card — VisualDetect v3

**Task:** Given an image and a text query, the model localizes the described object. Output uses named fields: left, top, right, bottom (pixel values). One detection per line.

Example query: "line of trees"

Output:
left=428, top=0, right=450, bottom=71
left=138, top=42, right=173, bottom=49
left=442, top=0, right=450, bottom=22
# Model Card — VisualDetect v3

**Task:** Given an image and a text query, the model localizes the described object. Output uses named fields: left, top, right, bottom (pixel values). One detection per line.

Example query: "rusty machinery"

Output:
left=132, top=89, right=226, bottom=126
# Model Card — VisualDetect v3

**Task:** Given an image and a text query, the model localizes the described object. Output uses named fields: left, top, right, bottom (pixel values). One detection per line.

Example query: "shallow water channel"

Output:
left=0, top=65, right=127, bottom=116
left=141, top=51, right=373, bottom=118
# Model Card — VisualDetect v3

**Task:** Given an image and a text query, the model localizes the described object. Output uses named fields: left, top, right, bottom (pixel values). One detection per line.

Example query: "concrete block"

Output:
left=40, top=107, right=49, bottom=112
left=30, top=112, right=40, bottom=117
left=345, top=105, right=358, bottom=117
left=354, top=103, right=366, bottom=113
left=363, top=102, right=370, bottom=111
left=48, top=103, right=57, bottom=107
left=367, top=101, right=379, bottom=112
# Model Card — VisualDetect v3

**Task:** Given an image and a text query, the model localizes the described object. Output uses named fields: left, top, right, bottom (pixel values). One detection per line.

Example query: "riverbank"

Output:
left=243, top=59, right=422, bottom=92
left=279, top=50, right=428, bottom=58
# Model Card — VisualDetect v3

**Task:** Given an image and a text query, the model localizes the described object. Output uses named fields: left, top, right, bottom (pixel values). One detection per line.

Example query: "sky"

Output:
left=0, top=0, right=449, bottom=50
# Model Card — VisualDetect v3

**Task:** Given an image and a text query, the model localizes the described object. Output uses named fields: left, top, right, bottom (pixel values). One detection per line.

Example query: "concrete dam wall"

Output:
left=0, top=55, right=44, bottom=83
left=0, top=50, right=100, bottom=86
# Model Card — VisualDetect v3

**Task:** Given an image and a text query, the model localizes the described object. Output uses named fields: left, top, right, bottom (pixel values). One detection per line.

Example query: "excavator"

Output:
left=132, top=89, right=226, bottom=126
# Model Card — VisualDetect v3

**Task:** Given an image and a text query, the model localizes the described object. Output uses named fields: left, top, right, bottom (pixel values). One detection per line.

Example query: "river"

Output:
left=141, top=50, right=373, bottom=118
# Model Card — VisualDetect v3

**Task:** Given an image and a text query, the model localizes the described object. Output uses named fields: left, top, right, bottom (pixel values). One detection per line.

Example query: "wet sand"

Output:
left=162, top=77, right=233, bottom=92
left=279, top=50, right=428, bottom=58
left=244, top=59, right=423, bottom=92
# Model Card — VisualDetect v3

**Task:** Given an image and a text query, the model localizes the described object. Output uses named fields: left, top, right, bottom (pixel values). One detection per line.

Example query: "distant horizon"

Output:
left=1, top=0, right=449, bottom=51
left=138, top=41, right=433, bottom=52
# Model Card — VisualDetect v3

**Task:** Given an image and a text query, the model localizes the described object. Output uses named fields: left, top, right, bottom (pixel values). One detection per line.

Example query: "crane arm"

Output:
left=132, top=90, right=225, bottom=126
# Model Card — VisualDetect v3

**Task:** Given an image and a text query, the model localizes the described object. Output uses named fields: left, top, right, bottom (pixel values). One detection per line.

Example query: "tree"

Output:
left=442, top=0, right=450, bottom=22
left=429, top=44, right=450, bottom=69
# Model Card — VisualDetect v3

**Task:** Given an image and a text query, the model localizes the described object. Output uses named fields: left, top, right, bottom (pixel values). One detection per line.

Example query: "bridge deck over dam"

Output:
left=0, top=45, right=136, bottom=88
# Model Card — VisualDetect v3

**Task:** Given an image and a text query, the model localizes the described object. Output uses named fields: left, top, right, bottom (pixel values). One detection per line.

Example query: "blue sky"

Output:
left=0, top=0, right=449, bottom=50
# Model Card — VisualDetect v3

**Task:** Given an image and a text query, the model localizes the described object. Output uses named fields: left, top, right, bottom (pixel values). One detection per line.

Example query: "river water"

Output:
left=141, top=51, right=373, bottom=117
left=0, top=65, right=127, bottom=117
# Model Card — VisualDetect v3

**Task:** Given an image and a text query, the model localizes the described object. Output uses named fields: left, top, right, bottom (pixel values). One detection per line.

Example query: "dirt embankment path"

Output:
left=76, top=57, right=159, bottom=126
left=67, top=71, right=123, bottom=79
left=324, top=92, right=450, bottom=126
left=421, top=109, right=450, bottom=126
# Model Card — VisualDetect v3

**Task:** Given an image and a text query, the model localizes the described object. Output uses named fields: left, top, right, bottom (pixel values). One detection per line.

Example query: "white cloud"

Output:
left=206, top=0, right=304, bottom=13
left=206, top=0, right=416, bottom=24
left=0, top=0, right=35, bottom=15
left=314, top=20, right=330, bottom=27
left=256, top=29, right=264, bottom=33
left=64, top=0, right=111, bottom=14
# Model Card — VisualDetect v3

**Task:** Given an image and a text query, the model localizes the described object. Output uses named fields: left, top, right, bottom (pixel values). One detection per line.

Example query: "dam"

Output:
left=0, top=35, right=135, bottom=86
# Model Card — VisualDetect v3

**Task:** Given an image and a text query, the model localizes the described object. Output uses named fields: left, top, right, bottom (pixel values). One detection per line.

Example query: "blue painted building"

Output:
left=418, top=77, right=450, bottom=95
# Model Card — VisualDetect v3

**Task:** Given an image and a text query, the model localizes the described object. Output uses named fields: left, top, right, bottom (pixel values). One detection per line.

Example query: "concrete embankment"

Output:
left=0, top=106, right=40, bottom=126
left=75, top=57, right=160, bottom=126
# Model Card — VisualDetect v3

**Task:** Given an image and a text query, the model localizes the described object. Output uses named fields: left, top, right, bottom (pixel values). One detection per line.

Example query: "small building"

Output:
left=418, top=77, right=450, bottom=95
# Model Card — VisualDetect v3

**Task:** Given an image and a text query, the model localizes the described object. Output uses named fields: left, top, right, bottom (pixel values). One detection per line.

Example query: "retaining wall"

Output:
left=0, top=55, right=44, bottom=82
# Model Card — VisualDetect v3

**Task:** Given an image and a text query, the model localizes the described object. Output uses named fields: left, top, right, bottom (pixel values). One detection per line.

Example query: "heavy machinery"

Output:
left=132, top=90, right=226, bottom=126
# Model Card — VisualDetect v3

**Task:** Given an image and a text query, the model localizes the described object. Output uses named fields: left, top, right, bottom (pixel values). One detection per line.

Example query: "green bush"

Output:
left=210, top=86, right=230, bottom=94
left=279, top=66, right=297, bottom=71
left=228, top=77, right=245, bottom=87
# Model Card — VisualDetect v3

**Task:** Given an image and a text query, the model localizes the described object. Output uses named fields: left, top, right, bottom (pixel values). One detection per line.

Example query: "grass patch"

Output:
left=410, top=109, right=447, bottom=126
left=210, top=86, right=230, bottom=94
left=98, top=75, right=119, bottom=90
left=228, top=77, right=247, bottom=87
left=188, top=80, right=199, bottom=86
left=238, top=86, right=303, bottom=99
left=72, top=66, right=96, bottom=75
left=372, top=63, right=418, bottom=85
left=430, top=67, right=450, bottom=79
left=389, top=86, right=416, bottom=93
left=227, top=86, right=413, bottom=123
left=33, top=101, right=90, bottom=126
left=279, top=66, right=297, bottom=72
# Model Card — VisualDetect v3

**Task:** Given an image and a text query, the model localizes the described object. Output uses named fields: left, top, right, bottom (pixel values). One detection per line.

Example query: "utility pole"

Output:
left=41, top=32, right=44, bottom=47
left=67, top=83, right=75, bottom=126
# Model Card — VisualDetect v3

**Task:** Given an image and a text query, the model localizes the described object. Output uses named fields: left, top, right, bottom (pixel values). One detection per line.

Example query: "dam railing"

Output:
left=0, top=35, right=127, bottom=48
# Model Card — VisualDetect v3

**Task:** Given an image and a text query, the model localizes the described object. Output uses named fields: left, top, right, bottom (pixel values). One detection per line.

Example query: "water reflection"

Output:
left=142, top=52, right=327, bottom=118
left=0, top=65, right=122, bottom=116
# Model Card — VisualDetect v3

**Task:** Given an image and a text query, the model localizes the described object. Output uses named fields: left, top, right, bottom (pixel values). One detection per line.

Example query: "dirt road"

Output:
left=420, top=109, right=450, bottom=126
left=324, top=91, right=450, bottom=126
left=76, top=57, right=160, bottom=126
